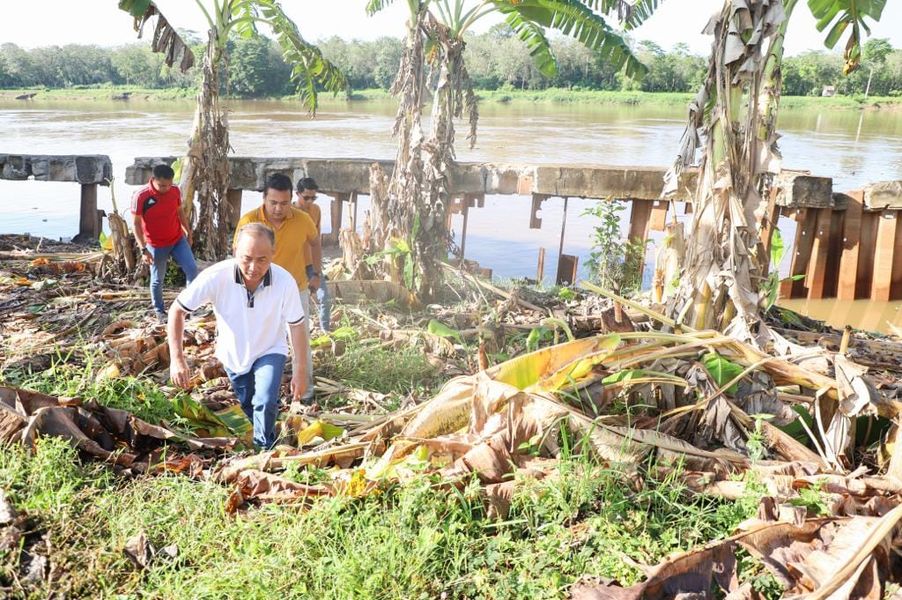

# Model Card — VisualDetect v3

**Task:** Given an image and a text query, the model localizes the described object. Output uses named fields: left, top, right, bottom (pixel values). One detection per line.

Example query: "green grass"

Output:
left=0, top=436, right=769, bottom=599
left=5, top=85, right=900, bottom=110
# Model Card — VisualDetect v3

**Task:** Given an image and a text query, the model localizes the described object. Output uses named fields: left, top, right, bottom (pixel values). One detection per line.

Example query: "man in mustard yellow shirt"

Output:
left=235, top=173, right=321, bottom=402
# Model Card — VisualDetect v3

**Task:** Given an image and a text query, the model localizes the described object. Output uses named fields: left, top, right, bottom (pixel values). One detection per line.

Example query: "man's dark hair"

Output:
left=152, top=164, right=175, bottom=180
left=263, top=173, right=293, bottom=195
left=296, top=177, right=319, bottom=193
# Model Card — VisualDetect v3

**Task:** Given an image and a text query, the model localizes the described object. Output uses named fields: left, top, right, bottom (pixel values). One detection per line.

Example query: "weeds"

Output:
left=0, top=437, right=762, bottom=599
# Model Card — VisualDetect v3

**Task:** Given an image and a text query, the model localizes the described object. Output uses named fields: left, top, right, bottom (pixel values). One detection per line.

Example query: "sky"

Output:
left=0, top=0, right=900, bottom=57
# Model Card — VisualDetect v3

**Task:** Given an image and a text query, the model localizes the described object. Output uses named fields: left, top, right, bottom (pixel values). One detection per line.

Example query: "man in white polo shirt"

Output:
left=167, top=222, right=309, bottom=449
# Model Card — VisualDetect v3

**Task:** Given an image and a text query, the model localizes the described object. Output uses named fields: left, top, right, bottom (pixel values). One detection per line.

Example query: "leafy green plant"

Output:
left=583, top=201, right=647, bottom=295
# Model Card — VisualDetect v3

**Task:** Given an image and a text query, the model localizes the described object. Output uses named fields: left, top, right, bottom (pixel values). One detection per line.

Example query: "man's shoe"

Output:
left=155, top=311, right=167, bottom=324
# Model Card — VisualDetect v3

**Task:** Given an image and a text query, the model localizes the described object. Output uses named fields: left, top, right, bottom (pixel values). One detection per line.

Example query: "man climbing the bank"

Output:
left=235, top=173, right=321, bottom=403
left=294, top=177, right=332, bottom=332
left=131, top=164, right=197, bottom=323
left=167, top=223, right=309, bottom=449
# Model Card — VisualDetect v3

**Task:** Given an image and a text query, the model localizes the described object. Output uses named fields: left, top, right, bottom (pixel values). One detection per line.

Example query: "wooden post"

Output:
left=530, top=194, right=548, bottom=229
left=77, top=183, right=99, bottom=241
left=837, top=192, right=863, bottom=300
left=649, top=200, right=668, bottom=232
left=326, top=193, right=345, bottom=246
left=822, top=208, right=845, bottom=298
left=558, top=197, right=569, bottom=260
left=856, top=211, right=879, bottom=299
left=806, top=208, right=833, bottom=300
left=536, top=247, right=546, bottom=282
left=226, top=188, right=242, bottom=230
left=628, top=199, right=653, bottom=244
left=891, top=214, right=902, bottom=300
left=350, top=191, right=359, bottom=232
left=781, top=209, right=815, bottom=299
left=459, top=202, right=470, bottom=261
left=871, top=211, right=897, bottom=301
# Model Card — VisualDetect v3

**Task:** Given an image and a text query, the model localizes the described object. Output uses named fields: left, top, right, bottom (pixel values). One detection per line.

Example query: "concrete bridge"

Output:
left=6, top=152, right=902, bottom=302
left=0, top=153, right=112, bottom=242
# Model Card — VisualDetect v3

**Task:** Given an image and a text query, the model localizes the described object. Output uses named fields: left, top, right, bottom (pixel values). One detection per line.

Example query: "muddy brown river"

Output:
left=2, top=98, right=901, bottom=330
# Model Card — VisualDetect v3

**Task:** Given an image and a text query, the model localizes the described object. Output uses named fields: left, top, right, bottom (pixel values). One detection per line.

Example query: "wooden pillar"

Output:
left=822, top=208, right=845, bottom=298
left=530, top=194, right=548, bottom=229
left=536, top=247, right=546, bottom=282
left=806, top=208, right=834, bottom=300
left=324, top=193, right=345, bottom=246
left=628, top=199, right=653, bottom=244
left=649, top=200, right=669, bottom=232
left=459, top=202, right=470, bottom=260
left=77, top=183, right=99, bottom=241
left=780, top=209, right=815, bottom=299
left=871, top=211, right=897, bottom=301
left=837, top=192, right=863, bottom=300
left=856, top=211, right=879, bottom=299
left=349, top=191, right=359, bottom=232
left=891, top=215, right=902, bottom=300
left=226, top=188, right=242, bottom=230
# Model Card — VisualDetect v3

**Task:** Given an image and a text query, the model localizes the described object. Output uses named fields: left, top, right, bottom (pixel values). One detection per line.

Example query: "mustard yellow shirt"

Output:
left=298, top=202, right=322, bottom=265
left=235, top=205, right=317, bottom=289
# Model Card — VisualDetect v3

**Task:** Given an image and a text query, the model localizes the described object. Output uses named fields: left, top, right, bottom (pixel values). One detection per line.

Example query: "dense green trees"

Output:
left=1, top=34, right=899, bottom=97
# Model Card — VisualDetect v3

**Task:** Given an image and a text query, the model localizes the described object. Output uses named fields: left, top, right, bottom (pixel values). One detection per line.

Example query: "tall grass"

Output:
left=0, top=437, right=767, bottom=599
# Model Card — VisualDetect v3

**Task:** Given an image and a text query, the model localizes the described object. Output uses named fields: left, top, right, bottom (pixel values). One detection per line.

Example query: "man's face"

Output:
left=295, top=188, right=317, bottom=210
left=153, top=178, right=174, bottom=194
left=263, top=188, right=292, bottom=222
left=234, top=234, right=274, bottom=288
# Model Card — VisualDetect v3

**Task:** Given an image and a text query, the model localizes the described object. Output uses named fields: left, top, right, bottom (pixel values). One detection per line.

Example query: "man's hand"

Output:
left=290, top=368, right=308, bottom=401
left=140, top=248, right=153, bottom=266
left=186, top=231, right=194, bottom=247
left=307, top=274, right=321, bottom=294
left=170, top=356, right=191, bottom=388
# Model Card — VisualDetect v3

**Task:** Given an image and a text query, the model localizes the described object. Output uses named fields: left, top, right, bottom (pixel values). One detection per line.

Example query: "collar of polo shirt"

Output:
left=233, top=265, right=272, bottom=288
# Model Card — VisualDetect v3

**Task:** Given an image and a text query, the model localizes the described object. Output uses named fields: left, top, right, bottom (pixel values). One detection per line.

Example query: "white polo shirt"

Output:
left=175, top=259, right=305, bottom=375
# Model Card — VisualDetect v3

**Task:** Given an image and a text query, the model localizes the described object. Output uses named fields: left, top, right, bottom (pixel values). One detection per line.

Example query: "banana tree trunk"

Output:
left=179, top=30, right=231, bottom=261
left=665, top=0, right=793, bottom=342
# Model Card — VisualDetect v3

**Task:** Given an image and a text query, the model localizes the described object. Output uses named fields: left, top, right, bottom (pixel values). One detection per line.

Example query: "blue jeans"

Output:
left=306, top=265, right=332, bottom=331
left=225, top=353, right=287, bottom=450
left=148, top=236, right=198, bottom=314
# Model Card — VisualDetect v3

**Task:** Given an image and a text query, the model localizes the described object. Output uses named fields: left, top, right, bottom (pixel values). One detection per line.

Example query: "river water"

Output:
left=2, top=98, right=901, bottom=330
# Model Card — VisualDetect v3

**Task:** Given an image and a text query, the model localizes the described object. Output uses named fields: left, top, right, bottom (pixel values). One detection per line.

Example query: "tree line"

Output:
left=1, top=30, right=899, bottom=98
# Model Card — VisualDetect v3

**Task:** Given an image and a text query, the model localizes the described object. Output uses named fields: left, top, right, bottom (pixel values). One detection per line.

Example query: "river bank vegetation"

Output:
left=1, top=29, right=899, bottom=101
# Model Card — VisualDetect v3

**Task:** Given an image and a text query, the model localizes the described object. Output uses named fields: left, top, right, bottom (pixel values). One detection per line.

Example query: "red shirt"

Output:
left=131, top=179, right=184, bottom=248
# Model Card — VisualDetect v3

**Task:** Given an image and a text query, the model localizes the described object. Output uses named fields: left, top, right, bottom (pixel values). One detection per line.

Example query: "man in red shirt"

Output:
left=131, top=164, right=198, bottom=322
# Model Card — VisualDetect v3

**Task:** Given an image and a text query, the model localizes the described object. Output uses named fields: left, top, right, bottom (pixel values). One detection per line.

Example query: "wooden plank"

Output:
left=649, top=200, right=668, bottom=232
left=837, top=192, right=863, bottom=300
left=530, top=194, right=548, bottom=229
left=781, top=209, right=815, bottom=299
left=556, top=254, right=579, bottom=286
left=822, top=208, right=845, bottom=298
left=856, top=211, right=879, bottom=299
left=871, top=211, right=897, bottom=301
left=628, top=199, right=654, bottom=244
left=891, top=216, right=902, bottom=300
left=536, top=247, right=546, bottom=282
left=806, top=208, right=834, bottom=300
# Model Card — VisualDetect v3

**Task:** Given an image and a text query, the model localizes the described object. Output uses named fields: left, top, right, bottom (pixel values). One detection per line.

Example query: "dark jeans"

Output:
left=305, top=265, right=332, bottom=331
left=148, top=236, right=197, bottom=314
left=225, top=353, right=287, bottom=450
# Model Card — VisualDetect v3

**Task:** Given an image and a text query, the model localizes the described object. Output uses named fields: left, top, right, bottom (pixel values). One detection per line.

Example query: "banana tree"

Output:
left=118, top=0, right=346, bottom=259
left=361, top=0, right=651, bottom=299
left=662, top=0, right=885, bottom=342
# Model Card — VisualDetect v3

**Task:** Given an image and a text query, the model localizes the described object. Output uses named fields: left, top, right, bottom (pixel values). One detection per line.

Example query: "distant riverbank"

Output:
left=3, top=86, right=901, bottom=110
